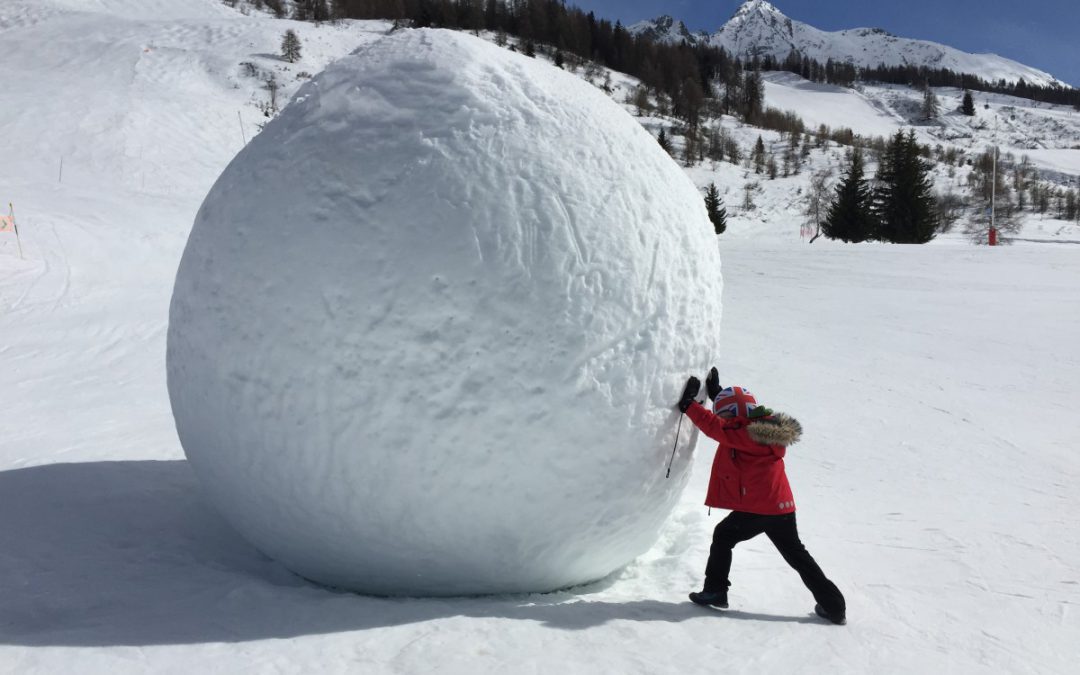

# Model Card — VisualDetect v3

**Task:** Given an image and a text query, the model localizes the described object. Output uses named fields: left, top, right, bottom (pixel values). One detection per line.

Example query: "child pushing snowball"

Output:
left=676, top=368, right=846, bottom=625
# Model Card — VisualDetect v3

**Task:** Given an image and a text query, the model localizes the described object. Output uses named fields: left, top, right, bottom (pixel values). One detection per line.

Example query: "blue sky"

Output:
left=568, top=0, right=1079, bottom=87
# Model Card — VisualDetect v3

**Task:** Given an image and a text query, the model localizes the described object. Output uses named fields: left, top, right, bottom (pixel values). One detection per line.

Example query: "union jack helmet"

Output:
left=713, top=386, right=758, bottom=417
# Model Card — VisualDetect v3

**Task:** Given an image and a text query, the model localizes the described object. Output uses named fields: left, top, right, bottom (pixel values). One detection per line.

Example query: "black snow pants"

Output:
left=704, top=511, right=846, bottom=615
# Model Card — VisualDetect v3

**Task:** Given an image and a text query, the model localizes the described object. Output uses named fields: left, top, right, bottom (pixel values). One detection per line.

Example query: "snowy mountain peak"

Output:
left=627, top=14, right=708, bottom=45
left=708, top=1, right=1062, bottom=87
left=651, top=14, right=676, bottom=31
left=719, top=0, right=797, bottom=57
left=627, top=1, right=1062, bottom=87
left=731, top=0, right=786, bottom=22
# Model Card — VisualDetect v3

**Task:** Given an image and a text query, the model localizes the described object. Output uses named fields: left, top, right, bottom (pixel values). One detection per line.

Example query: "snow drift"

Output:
left=166, top=28, right=722, bottom=596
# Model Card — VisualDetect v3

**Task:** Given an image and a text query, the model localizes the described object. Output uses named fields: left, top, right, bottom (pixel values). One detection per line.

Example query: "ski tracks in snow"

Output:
left=1, top=219, right=70, bottom=317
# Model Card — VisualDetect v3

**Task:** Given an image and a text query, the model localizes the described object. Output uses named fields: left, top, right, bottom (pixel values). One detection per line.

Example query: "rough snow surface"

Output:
left=167, top=29, right=722, bottom=596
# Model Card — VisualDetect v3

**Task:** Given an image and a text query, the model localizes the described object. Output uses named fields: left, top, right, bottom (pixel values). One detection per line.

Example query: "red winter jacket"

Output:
left=686, top=402, right=803, bottom=516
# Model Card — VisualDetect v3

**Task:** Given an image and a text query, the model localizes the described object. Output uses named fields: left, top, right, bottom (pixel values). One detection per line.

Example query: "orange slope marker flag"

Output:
left=1, top=203, right=24, bottom=258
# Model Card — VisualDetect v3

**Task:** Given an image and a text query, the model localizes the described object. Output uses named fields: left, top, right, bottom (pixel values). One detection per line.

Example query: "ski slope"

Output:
left=762, top=72, right=902, bottom=138
left=761, top=72, right=1080, bottom=158
left=2, top=2, right=1079, bottom=673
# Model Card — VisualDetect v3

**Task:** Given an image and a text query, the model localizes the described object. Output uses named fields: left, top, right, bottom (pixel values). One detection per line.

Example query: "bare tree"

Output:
left=964, top=202, right=1022, bottom=244
left=705, top=125, right=726, bottom=163
left=920, top=82, right=940, bottom=122
left=934, top=191, right=965, bottom=234
left=631, top=86, right=652, bottom=116
left=742, top=182, right=758, bottom=212
left=263, top=72, right=280, bottom=115
left=802, top=168, right=833, bottom=241
left=265, top=0, right=286, bottom=18
left=682, top=129, right=698, bottom=167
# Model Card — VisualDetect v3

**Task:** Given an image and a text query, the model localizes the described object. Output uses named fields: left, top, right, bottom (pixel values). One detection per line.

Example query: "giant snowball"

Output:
left=167, top=29, right=722, bottom=596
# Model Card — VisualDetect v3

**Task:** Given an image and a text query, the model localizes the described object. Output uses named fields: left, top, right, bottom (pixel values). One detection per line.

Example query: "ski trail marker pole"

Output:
left=9, top=203, right=24, bottom=260
left=666, top=414, right=684, bottom=478
left=238, top=110, right=247, bottom=145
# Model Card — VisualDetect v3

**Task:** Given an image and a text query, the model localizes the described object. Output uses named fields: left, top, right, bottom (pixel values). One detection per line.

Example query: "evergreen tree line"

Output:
left=768, top=51, right=1079, bottom=109
left=275, top=1, right=1078, bottom=111
left=771, top=50, right=858, bottom=88
left=822, top=130, right=939, bottom=244
left=855, top=64, right=1080, bottom=110
left=817, top=137, right=1080, bottom=245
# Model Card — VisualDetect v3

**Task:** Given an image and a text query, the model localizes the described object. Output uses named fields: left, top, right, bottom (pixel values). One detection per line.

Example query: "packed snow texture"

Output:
left=166, top=29, right=722, bottom=596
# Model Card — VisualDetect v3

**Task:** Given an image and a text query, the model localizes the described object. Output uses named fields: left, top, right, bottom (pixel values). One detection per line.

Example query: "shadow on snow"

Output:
left=0, top=460, right=817, bottom=646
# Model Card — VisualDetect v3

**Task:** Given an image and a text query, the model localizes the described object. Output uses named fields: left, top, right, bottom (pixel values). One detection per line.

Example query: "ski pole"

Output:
left=665, top=414, right=684, bottom=478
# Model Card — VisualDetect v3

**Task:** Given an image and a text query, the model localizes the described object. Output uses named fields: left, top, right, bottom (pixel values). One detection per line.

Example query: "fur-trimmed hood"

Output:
left=746, top=412, right=802, bottom=447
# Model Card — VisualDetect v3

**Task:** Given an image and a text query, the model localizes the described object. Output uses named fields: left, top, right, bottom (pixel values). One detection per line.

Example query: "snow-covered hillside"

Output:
left=2, top=1, right=1080, bottom=673
left=630, top=0, right=1063, bottom=88
left=610, top=66, right=1080, bottom=243
left=759, top=71, right=1080, bottom=154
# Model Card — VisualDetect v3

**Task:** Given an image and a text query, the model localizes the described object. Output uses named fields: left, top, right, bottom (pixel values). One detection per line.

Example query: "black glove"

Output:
left=677, top=376, right=701, bottom=413
left=706, top=367, right=721, bottom=401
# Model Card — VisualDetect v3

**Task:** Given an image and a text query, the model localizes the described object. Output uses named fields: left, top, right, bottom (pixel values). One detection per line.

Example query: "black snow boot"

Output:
left=815, top=603, right=846, bottom=625
left=689, top=590, right=728, bottom=609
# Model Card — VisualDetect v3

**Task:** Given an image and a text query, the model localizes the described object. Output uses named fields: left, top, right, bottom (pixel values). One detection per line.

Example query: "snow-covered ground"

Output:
left=2, top=1, right=1079, bottom=672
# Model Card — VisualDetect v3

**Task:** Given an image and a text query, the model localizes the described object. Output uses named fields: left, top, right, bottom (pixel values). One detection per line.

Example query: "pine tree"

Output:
left=873, top=131, right=938, bottom=243
left=822, top=148, right=875, bottom=242
left=752, top=135, right=766, bottom=175
left=657, top=128, right=672, bottom=155
left=281, top=29, right=302, bottom=63
left=961, top=90, right=976, bottom=116
left=704, top=183, right=728, bottom=235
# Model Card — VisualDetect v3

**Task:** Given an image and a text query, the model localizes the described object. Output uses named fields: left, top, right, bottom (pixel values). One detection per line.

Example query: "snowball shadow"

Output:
left=0, top=461, right=814, bottom=647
